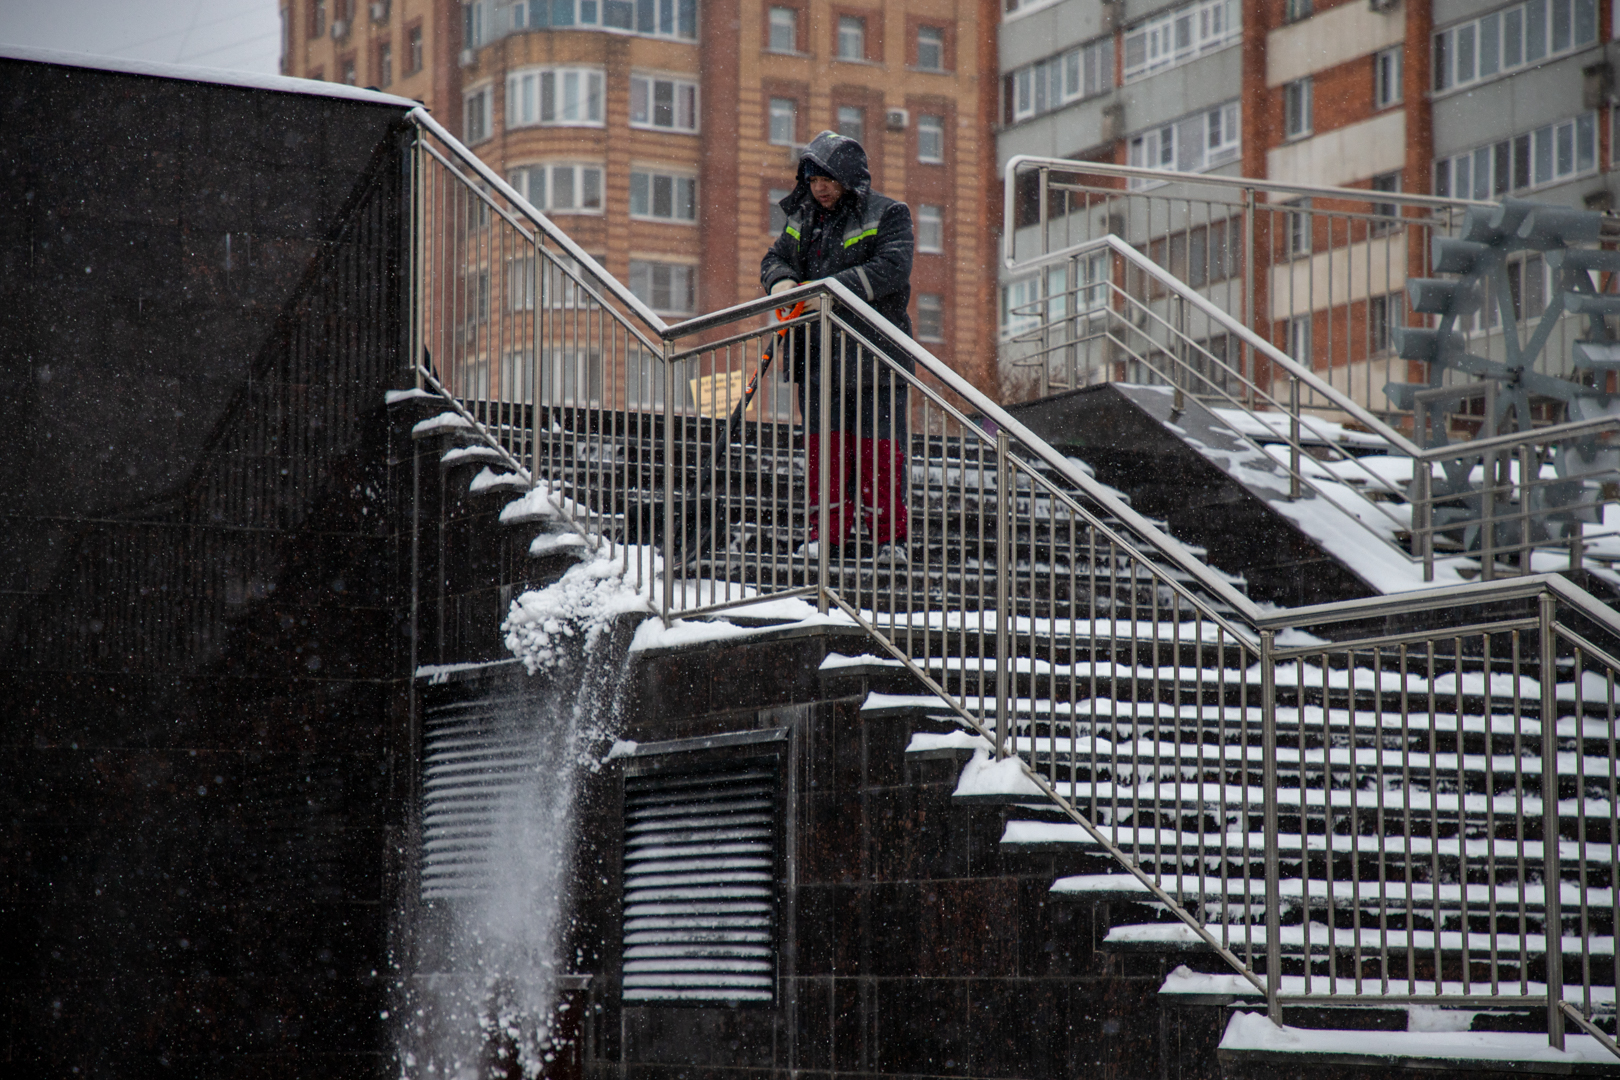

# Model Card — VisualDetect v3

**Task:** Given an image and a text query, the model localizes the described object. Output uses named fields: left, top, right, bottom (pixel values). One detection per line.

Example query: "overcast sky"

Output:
left=0, top=0, right=282, bottom=75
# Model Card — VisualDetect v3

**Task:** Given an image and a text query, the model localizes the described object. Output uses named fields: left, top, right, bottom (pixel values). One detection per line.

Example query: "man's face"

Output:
left=809, top=175, right=845, bottom=209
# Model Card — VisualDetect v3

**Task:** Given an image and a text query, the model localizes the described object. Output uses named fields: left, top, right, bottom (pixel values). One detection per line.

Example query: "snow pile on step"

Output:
left=412, top=411, right=474, bottom=435
left=953, top=747, right=1044, bottom=799
left=503, top=549, right=656, bottom=673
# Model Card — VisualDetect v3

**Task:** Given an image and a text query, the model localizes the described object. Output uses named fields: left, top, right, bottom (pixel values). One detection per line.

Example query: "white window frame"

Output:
left=519, top=0, right=698, bottom=40
left=767, top=5, right=797, bottom=51
left=629, top=260, right=697, bottom=315
left=506, top=66, right=605, bottom=127
left=630, top=168, right=698, bottom=223
left=917, top=114, right=945, bottom=163
left=1373, top=45, right=1403, bottom=108
left=1433, top=0, right=1598, bottom=94
left=1434, top=112, right=1598, bottom=199
left=1125, top=101, right=1240, bottom=189
left=1122, top=0, right=1241, bottom=84
left=836, top=15, right=866, bottom=60
left=463, top=84, right=493, bottom=144
left=630, top=73, right=700, bottom=132
left=1283, top=77, right=1312, bottom=140
left=769, top=97, right=797, bottom=145
left=509, top=162, right=605, bottom=215
left=916, top=204, right=944, bottom=252
left=1009, top=36, right=1114, bottom=123
left=916, top=25, right=945, bottom=70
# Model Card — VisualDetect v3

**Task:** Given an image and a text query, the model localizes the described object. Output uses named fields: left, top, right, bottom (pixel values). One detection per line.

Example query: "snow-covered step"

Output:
left=1217, top=1011, right=1620, bottom=1071
left=1102, top=921, right=1615, bottom=959
left=1159, top=964, right=1618, bottom=1014
left=1000, top=819, right=1618, bottom=866
left=1051, top=873, right=1614, bottom=914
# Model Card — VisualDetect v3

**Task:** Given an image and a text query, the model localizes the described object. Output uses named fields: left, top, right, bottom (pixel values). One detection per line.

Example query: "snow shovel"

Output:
left=672, top=300, right=807, bottom=566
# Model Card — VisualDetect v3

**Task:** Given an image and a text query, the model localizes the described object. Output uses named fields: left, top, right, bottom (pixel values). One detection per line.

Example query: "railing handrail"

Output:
left=1412, top=415, right=1620, bottom=461
left=1042, top=234, right=1426, bottom=457
left=1002, top=154, right=1489, bottom=268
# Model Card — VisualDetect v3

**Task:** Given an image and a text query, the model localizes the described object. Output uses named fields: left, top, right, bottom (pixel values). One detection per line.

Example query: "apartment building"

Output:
left=996, top=0, right=1617, bottom=402
left=283, top=0, right=1002, bottom=395
left=281, top=0, right=458, bottom=105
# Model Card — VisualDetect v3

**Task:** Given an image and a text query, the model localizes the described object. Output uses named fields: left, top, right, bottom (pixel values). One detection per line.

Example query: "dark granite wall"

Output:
left=0, top=59, right=419, bottom=1077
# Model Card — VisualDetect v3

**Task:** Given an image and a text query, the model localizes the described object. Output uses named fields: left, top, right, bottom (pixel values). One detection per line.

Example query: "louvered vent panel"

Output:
left=622, top=765, right=778, bottom=1004
left=420, top=696, right=534, bottom=900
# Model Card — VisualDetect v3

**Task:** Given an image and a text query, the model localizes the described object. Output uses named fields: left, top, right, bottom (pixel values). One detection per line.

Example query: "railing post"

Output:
left=1482, top=449, right=1497, bottom=582
left=1244, top=187, right=1257, bottom=412
left=411, top=124, right=426, bottom=390
left=1288, top=377, right=1301, bottom=500
left=995, top=431, right=1011, bottom=759
left=1260, top=629, right=1283, bottom=1026
left=1038, top=167, right=1050, bottom=259
left=817, top=293, right=833, bottom=616
left=1417, top=459, right=1434, bottom=582
left=1539, top=591, right=1566, bottom=1050
left=1519, top=443, right=1533, bottom=575
left=661, top=336, right=676, bottom=622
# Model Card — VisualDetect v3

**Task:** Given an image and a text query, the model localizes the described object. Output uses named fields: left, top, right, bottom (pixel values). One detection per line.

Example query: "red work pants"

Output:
left=805, top=433, right=908, bottom=545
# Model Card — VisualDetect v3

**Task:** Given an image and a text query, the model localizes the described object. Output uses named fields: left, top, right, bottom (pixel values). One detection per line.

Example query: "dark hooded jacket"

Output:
left=761, top=130, right=915, bottom=361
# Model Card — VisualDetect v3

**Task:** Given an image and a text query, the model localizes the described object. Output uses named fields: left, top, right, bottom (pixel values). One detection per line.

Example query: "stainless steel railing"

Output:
left=406, top=111, right=1620, bottom=1056
left=1001, top=156, right=1501, bottom=426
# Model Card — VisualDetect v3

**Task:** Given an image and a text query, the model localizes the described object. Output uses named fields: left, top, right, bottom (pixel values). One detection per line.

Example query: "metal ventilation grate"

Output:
left=621, top=764, right=778, bottom=1004
left=419, top=695, right=534, bottom=900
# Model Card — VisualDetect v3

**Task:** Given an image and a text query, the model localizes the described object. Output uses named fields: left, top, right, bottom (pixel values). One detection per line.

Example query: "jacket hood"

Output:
left=781, top=130, right=871, bottom=215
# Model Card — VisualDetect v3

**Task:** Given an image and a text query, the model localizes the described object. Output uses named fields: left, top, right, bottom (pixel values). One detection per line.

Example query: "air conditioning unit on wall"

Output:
left=370, top=0, right=391, bottom=22
left=885, top=108, right=909, bottom=131
left=330, top=19, right=349, bottom=39
left=459, top=48, right=477, bottom=67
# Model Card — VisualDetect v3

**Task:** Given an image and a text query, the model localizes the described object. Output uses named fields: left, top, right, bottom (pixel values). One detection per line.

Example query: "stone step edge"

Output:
left=1158, top=965, right=1616, bottom=1013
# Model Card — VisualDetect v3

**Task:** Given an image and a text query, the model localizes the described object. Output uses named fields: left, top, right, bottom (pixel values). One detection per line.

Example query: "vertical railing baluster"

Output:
left=1262, top=628, right=1282, bottom=1025
left=1540, top=592, right=1566, bottom=1049
left=995, top=432, right=1011, bottom=758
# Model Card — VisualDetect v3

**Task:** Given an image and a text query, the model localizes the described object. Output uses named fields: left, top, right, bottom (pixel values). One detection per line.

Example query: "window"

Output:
left=1373, top=45, right=1402, bottom=108
left=464, top=0, right=486, bottom=47
left=630, top=169, right=697, bottom=222
left=837, top=16, right=866, bottom=59
left=312, top=0, right=327, bottom=37
left=1149, top=219, right=1241, bottom=287
left=768, top=6, right=797, bottom=51
left=1434, top=112, right=1597, bottom=197
left=629, top=260, right=696, bottom=314
left=378, top=42, right=393, bottom=86
left=917, top=114, right=944, bottom=162
left=408, top=26, right=423, bottom=71
left=1283, top=0, right=1311, bottom=22
left=1125, top=102, right=1240, bottom=187
left=1434, top=0, right=1597, bottom=92
left=1370, top=171, right=1400, bottom=222
left=768, top=187, right=793, bottom=234
left=1288, top=315, right=1312, bottom=362
left=630, top=74, right=699, bottom=132
left=522, top=0, right=697, bottom=38
left=1282, top=199, right=1312, bottom=258
left=1003, top=0, right=1061, bottom=17
left=509, top=163, right=604, bottom=213
left=1368, top=293, right=1403, bottom=353
left=341, top=56, right=357, bottom=84
left=916, top=294, right=944, bottom=341
left=506, top=67, right=605, bottom=126
left=464, top=85, right=493, bottom=143
left=917, top=26, right=945, bottom=70
left=1122, top=0, right=1240, bottom=83
left=1007, top=36, right=1113, bottom=123
left=836, top=104, right=865, bottom=142
left=916, top=204, right=943, bottom=252
left=1283, top=78, right=1312, bottom=139
left=769, top=97, right=797, bottom=145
